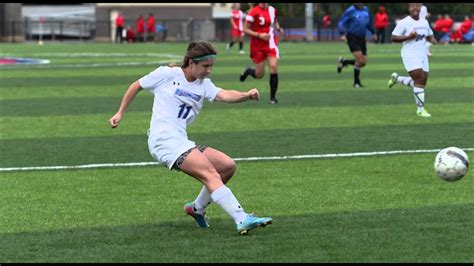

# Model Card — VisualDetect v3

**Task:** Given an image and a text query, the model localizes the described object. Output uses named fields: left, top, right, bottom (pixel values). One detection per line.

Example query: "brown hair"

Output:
left=181, top=41, right=218, bottom=68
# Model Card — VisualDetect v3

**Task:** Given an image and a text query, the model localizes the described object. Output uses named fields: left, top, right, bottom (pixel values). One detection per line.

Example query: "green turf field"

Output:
left=1, top=42, right=473, bottom=262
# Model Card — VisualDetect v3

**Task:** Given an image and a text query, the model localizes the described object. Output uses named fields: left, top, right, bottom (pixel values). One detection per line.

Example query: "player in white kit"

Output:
left=388, top=3, right=437, bottom=117
left=109, top=41, right=272, bottom=235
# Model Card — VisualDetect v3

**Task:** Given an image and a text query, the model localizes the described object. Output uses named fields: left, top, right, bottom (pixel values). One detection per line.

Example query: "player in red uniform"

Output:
left=239, top=3, right=283, bottom=104
left=227, top=3, right=246, bottom=54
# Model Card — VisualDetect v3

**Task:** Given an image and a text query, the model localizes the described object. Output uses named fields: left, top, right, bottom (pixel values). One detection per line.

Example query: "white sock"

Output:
left=210, top=185, right=247, bottom=225
left=397, top=76, right=414, bottom=88
left=413, top=86, right=425, bottom=112
left=193, top=186, right=212, bottom=214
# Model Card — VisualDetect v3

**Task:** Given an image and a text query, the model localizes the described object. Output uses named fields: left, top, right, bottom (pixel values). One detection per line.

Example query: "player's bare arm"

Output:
left=275, top=20, right=284, bottom=34
left=215, top=88, right=260, bottom=103
left=391, top=31, right=417, bottom=43
left=230, top=17, right=237, bottom=30
left=243, top=21, right=269, bottom=41
left=426, top=35, right=437, bottom=44
left=109, top=80, right=142, bottom=128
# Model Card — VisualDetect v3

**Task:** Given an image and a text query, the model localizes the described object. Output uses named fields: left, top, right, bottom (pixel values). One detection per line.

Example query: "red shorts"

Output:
left=231, top=28, right=243, bottom=38
left=250, top=46, right=279, bottom=64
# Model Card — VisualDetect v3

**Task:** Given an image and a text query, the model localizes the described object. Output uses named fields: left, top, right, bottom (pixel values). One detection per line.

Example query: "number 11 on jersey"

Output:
left=178, top=104, right=192, bottom=119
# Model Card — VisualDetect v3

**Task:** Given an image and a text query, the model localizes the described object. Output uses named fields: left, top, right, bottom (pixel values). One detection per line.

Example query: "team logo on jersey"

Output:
left=175, top=88, right=201, bottom=101
left=0, top=57, right=50, bottom=65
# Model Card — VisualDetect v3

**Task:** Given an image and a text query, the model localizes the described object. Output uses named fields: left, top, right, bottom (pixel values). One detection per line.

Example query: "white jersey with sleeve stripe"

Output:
left=139, top=66, right=221, bottom=169
left=392, top=15, right=433, bottom=53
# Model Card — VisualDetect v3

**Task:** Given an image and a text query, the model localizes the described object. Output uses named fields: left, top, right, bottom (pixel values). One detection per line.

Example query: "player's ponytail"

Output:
left=181, top=41, right=218, bottom=68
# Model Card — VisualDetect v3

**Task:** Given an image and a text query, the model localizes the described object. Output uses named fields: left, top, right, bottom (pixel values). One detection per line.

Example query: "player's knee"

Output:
left=224, top=159, right=237, bottom=177
left=255, top=71, right=264, bottom=79
left=269, top=65, right=278, bottom=73
left=201, top=168, right=223, bottom=185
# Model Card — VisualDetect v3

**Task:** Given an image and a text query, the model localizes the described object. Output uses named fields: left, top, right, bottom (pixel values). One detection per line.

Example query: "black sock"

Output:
left=343, top=59, right=355, bottom=66
left=239, top=42, right=243, bottom=50
left=240, top=67, right=256, bottom=82
left=354, top=67, right=361, bottom=84
left=270, top=73, right=278, bottom=99
left=246, top=68, right=256, bottom=78
left=229, top=41, right=235, bottom=48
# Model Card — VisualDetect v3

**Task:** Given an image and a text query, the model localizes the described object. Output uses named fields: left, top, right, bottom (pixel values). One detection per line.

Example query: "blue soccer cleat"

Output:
left=184, top=202, right=209, bottom=228
left=237, top=213, right=272, bottom=235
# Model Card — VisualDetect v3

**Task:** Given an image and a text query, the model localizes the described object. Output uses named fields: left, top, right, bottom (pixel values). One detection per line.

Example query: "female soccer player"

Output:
left=337, top=3, right=377, bottom=88
left=108, top=41, right=272, bottom=235
left=239, top=3, right=284, bottom=104
left=388, top=3, right=437, bottom=117
left=227, top=3, right=245, bottom=54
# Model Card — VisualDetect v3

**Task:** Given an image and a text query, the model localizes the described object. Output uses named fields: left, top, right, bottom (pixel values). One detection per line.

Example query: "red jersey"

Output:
left=245, top=5, right=280, bottom=63
left=147, top=16, right=156, bottom=33
left=136, top=17, right=144, bottom=34
left=231, top=9, right=244, bottom=31
left=374, top=12, right=389, bottom=30
left=460, top=19, right=472, bottom=34
left=441, top=18, right=453, bottom=33
left=246, top=5, right=278, bottom=47
left=115, top=15, right=124, bottom=27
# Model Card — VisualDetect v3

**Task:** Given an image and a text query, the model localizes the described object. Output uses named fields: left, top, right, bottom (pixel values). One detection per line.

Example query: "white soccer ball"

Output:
left=434, top=147, right=469, bottom=182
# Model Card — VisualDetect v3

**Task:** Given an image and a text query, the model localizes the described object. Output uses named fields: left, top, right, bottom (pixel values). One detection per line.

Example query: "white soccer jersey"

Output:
left=139, top=66, right=221, bottom=169
left=392, top=15, right=433, bottom=53
left=419, top=5, right=428, bottom=20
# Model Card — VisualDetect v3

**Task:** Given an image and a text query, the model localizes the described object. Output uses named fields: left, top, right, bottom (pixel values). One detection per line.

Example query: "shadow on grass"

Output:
left=1, top=203, right=473, bottom=263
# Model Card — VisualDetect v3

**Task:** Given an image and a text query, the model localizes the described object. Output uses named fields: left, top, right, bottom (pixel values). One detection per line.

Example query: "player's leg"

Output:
left=408, top=68, right=430, bottom=117
left=238, top=35, right=245, bottom=54
left=227, top=36, right=237, bottom=52
left=338, top=34, right=356, bottom=73
left=352, top=51, right=367, bottom=87
left=388, top=72, right=414, bottom=88
left=200, top=147, right=272, bottom=235
left=267, top=56, right=279, bottom=104
left=179, top=149, right=248, bottom=226
left=189, top=146, right=237, bottom=215
left=240, top=51, right=265, bottom=82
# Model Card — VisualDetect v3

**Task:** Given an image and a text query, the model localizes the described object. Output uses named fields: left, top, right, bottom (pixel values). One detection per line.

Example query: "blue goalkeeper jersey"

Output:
left=338, top=5, right=375, bottom=38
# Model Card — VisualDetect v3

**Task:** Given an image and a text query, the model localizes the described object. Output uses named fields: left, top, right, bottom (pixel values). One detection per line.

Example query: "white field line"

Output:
left=1, top=148, right=473, bottom=172
left=0, top=53, right=182, bottom=69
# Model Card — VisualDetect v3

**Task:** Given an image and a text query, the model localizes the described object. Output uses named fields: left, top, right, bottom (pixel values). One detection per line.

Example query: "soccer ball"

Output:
left=434, top=147, right=469, bottom=182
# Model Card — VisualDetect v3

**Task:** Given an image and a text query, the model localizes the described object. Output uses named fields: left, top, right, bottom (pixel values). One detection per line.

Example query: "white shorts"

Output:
left=148, top=134, right=196, bottom=170
left=401, top=49, right=429, bottom=72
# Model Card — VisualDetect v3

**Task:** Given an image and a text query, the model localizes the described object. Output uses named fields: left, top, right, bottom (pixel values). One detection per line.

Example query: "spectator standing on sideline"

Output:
left=136, top=15, right=145, bottom=42
left=147, top=13, right=156, bottom=42
left=323, top=14, right=331, bottom=28
left=374, top=6, right=389, bottom=43
left=115, top=12, right=125, bottom=43
left=433, top=14, right=445, bottom=41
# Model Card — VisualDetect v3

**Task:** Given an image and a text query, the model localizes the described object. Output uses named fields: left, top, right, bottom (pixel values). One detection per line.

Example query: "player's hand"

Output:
left=259, top=33, right=270, bottom=41
left=340, top=35, right=347, bottom=42
left=277, top=27, right=284, bottom=34
left=247, top=88, right=260, bottom=101
left=372, top=34, right=378, bottom=42
left=407, top=31, right=418, bottom=40
left=109, top=113, right=122, bottom=128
